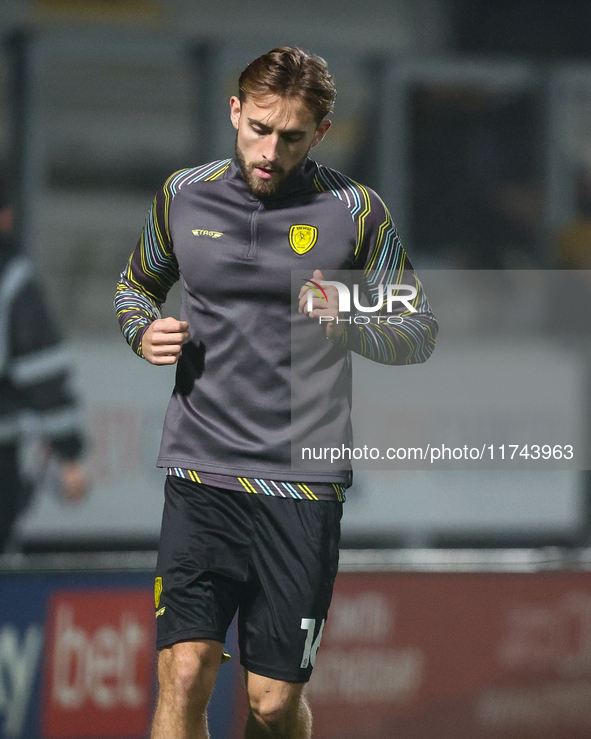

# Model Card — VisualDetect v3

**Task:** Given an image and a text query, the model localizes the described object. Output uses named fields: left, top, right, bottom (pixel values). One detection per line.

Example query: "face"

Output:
left=230, top=94, right=331, bottom=197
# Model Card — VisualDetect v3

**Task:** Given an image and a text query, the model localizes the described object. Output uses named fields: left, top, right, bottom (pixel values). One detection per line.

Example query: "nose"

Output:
left=261, top=134, right=280, bottom=163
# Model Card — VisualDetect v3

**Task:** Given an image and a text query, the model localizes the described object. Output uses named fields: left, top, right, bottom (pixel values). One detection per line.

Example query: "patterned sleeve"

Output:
left=334, top=185, right=438, bottom=364
left=114, top=172, right=183, bottom=357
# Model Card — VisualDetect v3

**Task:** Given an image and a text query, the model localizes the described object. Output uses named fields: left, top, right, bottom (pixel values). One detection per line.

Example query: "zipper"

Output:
left=246, top=202, right=263, bottom=259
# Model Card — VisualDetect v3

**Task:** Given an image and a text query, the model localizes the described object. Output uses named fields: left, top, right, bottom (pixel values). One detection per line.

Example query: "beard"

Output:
left=235, top=138, right=309, bottom=197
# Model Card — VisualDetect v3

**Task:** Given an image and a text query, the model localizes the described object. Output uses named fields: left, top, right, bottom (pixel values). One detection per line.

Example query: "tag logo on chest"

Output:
left=192, top=229, right=223, bottom=239
left=289, top=225, right=318, bottom=254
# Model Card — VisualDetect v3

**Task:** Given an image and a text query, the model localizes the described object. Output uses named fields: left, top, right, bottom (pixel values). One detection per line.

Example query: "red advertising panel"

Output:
left=306, top=572, right=591, bottom=739
left=42, top=589, right=155, bottom=739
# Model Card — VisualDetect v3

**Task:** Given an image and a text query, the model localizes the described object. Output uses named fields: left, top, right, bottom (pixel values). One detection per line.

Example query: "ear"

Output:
left=230, top=96, right=241, bottom=130
left=311, top=119, right=331, bottom=148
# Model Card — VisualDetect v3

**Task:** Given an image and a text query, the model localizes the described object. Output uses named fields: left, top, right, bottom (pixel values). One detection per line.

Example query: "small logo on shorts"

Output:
left=154, top=577, right=163, bottom=609
left=192, top=229, right=223, bottom=238
left=289, top=225, right=318, bottom=254
left=156, top=606, right=166, bottom=618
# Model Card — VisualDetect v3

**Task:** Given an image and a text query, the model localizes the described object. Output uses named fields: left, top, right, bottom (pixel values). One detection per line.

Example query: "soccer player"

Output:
left=115, top=47, right=437, bottom=739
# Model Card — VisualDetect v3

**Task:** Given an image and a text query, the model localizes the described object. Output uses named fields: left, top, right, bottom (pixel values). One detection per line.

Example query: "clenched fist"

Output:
left=141, top=317, right=190, bottom=365
left=298, top=269, right=345, bottom=341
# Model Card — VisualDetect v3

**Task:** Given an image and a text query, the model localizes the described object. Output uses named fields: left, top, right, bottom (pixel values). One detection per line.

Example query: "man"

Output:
left=115, top=47, right=437, bottom=739
left=0, top=176, right=87, bottom=552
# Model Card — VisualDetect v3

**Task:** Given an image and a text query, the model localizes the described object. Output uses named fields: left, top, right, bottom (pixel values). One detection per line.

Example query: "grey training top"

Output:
left=115, top=157, right=437, bottom=489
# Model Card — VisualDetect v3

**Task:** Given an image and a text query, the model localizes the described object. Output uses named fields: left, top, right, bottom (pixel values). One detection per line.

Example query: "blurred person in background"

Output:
left=0, top=174, right=88, bottom=553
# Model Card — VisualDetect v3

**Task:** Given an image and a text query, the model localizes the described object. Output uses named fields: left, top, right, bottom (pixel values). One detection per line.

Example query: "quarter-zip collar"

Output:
left=224, top=157, right=318, bottom=206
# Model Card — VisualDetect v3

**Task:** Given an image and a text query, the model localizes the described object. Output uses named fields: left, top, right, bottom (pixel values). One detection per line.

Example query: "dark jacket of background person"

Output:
left=0, top=186, right=86, bottom=552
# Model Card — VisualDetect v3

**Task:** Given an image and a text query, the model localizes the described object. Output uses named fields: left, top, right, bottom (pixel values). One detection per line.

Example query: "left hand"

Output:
left=61, top=461, right=89, bottom=504
left=298, top=269, right=345, bottom=341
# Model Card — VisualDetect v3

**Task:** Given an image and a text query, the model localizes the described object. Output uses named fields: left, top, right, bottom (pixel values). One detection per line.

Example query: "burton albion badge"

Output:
left=289, top=225, right=318, bottom=254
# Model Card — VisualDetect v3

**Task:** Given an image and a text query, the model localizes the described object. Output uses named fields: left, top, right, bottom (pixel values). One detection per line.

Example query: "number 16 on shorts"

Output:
left=300, top=618, right=325, bottom=668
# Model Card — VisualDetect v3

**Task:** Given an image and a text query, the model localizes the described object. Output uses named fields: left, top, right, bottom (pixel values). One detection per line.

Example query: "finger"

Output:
left=298, top=287, right=327, bottom=306
left=301, top=294, right=327, bottom=311
left=152, top=332, right=188, bottom=345
left=298, top=285, right=315, bottom=312
left=298, top=290, right=307, bottom=313
left=159, top=325, right=189, bottom=337
left=168, top=322, right=190, bottom=339
left=159, top=318, right=189, bottom=333
left=299, top=291, right=318, bottom=313
left=308, top=311, right=335, bottom=320
left=151, top=353, right=181, bottom=365
left=299, top=271, right=326, bottom=305
left=152, top=344, right=184, bottom=357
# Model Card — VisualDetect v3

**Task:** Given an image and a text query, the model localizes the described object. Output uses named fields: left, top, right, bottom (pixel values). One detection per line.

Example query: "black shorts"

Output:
left=155, top=476, right=342, bottom=682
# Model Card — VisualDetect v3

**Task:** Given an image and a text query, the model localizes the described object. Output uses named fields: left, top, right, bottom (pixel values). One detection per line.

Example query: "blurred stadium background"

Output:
left=2, top=1, right=591, bottom=738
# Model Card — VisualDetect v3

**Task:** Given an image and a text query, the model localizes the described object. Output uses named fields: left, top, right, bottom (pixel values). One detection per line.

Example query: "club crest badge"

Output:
left=289, top=225, right=318, bottom=255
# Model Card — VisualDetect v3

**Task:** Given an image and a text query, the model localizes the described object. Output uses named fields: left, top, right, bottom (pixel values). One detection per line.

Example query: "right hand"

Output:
left=141, top=317, right=190, bottom=365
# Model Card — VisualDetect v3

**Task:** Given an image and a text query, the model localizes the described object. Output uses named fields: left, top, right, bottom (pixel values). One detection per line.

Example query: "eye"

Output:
left=283, top=134, right=304, bottom=144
